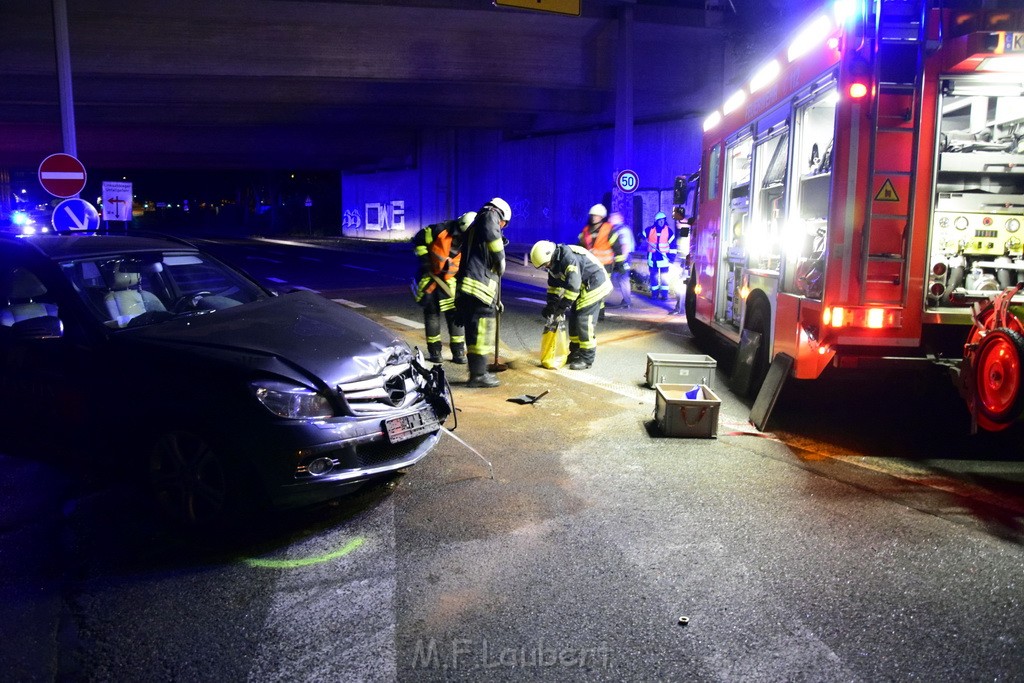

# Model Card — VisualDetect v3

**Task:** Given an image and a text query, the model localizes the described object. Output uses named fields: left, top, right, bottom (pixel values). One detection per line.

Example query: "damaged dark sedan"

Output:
left=0, top=233, right=450, bottom=526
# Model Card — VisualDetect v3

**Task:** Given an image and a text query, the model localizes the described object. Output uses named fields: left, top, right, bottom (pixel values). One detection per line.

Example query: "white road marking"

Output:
left=300, top=256, right=321, bottom=263
left=342, top=264, right=377, bottom=272
left=516, top=297, right=547, bottom=305
left=384, top=315, right=425, bottom=330
left=267, top=277, right=287, bottom=284
left=332, top=298, right=367, bottom=309
left=246, top=256, right=283, bottom=264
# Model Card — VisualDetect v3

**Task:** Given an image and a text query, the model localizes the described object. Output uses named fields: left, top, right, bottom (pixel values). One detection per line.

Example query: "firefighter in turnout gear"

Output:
left=455, top=198, right=511, bottom=388
left=579, top=203, right=614, bottom=320
left=608, top=211, right=634, bottom=308
left=646, top=211, right=677, bottom=300
left=578, top=203, right=615, bottom=274
left=530, top=240, right=613, bottom=370
left=413, top=211, right=475, bottom=363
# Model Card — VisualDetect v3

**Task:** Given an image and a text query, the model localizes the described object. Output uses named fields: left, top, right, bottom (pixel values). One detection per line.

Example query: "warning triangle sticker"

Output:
left=875, top=179, right=899, bottom=202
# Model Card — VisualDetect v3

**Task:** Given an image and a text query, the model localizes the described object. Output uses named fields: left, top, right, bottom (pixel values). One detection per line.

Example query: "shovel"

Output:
left=488, top=281, right=509, bottom=373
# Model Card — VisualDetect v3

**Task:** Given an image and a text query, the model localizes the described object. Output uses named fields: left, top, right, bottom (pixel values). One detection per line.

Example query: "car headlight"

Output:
left=250, top=380, right=333, bottom=419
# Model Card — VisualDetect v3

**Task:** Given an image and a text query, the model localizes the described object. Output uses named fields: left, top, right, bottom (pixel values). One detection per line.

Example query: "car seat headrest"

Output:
left=112, top=271, right=141, bottom=289
left=9, top=268, right=47, bottom=299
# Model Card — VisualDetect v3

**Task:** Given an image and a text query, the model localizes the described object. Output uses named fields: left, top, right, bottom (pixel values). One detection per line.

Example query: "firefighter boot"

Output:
left=569, top=348, right=595, bottom=370
left=426, top=342, right=444, bottom=364
left=466, top=354, right=500, bottom=388
left=450, top=342, right=467, bottom=365
left=567, top=341, right=581, bottom=366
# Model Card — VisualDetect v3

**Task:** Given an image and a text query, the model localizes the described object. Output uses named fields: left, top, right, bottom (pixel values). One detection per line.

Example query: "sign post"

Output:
left=38, top=153, right=87, bottom=198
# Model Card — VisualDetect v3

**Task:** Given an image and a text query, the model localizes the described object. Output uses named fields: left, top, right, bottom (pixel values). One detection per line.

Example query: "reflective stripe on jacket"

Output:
left=456, top=207, right=505, bottom=306
left=414, top=221, right=461, bottom=301
left=646, top=225, right=676, bottom=267
left=546, top=244, right=612, bottom=310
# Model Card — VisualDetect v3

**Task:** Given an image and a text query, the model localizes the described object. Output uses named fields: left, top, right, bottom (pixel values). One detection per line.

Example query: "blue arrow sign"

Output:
left=52, top=198, right=101, bottom=234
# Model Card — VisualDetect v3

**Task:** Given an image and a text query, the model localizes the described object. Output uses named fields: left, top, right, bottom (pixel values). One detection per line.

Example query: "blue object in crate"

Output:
left=684, top=386, right=701, bottom=400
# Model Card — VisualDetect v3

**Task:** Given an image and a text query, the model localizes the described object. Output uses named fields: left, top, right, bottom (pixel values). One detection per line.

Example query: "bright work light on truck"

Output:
left=788, top=14, right=832, bottom=63
left=832, top=0, right=858, bottom=26
left=703, top=111, right=722, bottom=131
left=749, top=60, right=781, bottom=94
left=723, top=89, right=746, bottom=115
left=978, top=56, right=1024, bottom=73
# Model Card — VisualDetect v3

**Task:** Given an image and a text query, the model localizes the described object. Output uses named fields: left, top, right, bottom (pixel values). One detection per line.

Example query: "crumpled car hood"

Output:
left=124, top=290, right=411, bottom=385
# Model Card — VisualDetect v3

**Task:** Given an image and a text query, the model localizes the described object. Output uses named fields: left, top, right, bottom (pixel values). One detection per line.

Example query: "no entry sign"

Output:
left=38, top=153, right=87, bottom=198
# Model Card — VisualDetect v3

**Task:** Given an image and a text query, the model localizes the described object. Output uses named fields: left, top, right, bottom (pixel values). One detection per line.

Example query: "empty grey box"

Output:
left=654, top=383, right=721, bottom=438
left=646, top=353, right=717, bottom=388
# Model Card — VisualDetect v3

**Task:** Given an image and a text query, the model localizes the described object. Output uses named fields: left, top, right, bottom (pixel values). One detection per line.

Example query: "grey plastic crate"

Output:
left=646, top=353, right=717, bottom=388
left=654, top=384, right=721, bottom=438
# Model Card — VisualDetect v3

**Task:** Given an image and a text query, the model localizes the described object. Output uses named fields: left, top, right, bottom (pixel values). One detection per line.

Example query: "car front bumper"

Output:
left=237, top=403, right=444, bottom=508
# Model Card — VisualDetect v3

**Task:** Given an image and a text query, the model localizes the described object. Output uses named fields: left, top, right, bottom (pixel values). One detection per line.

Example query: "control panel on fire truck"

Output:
left=928, top=81, right=1024, bottom=305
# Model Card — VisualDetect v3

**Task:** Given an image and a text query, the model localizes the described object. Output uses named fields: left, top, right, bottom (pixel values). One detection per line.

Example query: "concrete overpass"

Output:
left=0, top=0, right=743, bottom=172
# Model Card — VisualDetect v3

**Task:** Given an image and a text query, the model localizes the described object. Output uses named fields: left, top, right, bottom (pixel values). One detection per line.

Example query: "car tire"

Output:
left=148, top=430, right=250, bottom=529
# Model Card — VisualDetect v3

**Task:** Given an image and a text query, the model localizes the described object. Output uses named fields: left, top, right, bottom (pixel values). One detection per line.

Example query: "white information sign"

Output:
left=101, top=181, right=133, bottom=221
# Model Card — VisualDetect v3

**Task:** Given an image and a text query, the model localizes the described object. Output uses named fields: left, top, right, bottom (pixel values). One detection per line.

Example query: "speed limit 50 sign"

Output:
left=616, top=169, right=639, bottom=194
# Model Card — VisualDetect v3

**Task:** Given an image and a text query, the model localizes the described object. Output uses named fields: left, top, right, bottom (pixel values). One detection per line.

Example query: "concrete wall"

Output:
left=342, top=116, right=704, bottom=247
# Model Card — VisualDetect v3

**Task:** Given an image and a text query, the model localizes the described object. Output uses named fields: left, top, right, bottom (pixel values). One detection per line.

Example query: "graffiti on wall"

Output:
left=363, top=200, right=406, bottom=231
left=342, top=210, right=362, bottom=230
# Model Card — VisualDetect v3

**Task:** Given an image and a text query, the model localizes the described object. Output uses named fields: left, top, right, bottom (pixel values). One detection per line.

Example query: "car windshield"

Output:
left=60, top=250, right=271, bottom=329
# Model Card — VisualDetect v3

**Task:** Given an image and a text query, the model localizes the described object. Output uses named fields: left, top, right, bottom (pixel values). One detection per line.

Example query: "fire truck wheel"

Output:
left=743, top=301, right=771, bottom=398
left=974, top=327, right=1024, bottom=432
left=684, top=273, right=710, bottom=344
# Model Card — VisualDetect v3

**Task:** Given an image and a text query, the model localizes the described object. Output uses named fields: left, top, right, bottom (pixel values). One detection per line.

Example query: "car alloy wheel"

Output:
left=149, top=431, right=232, bottom=527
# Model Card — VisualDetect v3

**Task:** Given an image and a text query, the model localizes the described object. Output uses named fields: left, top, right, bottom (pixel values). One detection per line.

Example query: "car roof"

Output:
left=2, top=233, right=200, bottom=261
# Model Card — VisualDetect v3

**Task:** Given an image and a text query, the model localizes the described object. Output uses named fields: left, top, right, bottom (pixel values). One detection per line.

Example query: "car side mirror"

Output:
left=10, top=316, right=64, bottom=340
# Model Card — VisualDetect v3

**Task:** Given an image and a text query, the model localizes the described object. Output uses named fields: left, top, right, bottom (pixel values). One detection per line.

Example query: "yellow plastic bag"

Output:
left=540, top=320, right=569, bottom=369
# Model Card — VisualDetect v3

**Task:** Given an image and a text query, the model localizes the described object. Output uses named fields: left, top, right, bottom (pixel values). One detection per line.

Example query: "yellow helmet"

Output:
left=530, top=240, right=556, bottom=269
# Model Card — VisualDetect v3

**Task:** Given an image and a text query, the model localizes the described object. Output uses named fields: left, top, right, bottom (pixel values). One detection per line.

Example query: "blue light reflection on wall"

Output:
left=341, top=118, right=702, bottom=248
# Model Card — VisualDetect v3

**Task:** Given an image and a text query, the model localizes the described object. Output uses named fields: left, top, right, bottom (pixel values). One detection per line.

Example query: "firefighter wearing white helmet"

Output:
left=578, top=203, right=614, bottom=273
left=530, top=240, right=613, bottom=370
left=412, top=212, right=476, bottom=363
left=455, top=198, right=511, bottom=387
left=645, top=210, right=677, bottom=300
left=578, top=202, right=616, bottom=320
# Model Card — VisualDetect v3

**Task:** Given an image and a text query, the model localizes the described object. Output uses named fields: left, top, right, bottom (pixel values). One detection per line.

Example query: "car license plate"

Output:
left=384, top=408, right=438, bottom=444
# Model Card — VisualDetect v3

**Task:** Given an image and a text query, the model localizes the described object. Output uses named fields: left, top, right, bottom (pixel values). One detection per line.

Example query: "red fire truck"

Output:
left=685, top=0, right=1024, bottom=431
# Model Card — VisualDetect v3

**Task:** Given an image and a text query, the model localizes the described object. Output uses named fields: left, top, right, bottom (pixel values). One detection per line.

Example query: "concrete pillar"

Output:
left=612, top=4, right=634, bottom=220
left=52, top=0, right=77, bottom=158
left=0, top=169, right=10, bottom=215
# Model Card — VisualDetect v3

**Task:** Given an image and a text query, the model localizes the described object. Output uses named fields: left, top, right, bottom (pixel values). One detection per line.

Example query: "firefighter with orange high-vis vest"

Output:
left=578, top=203, right=615, bottom=275
left=413, top=211, right=475, bottom=364
left=579, top=203, right=615, bottom=319
left=646, top=211, right=677, bottom=300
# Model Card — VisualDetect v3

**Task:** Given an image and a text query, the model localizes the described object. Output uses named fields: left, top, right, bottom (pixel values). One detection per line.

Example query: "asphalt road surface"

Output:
left=2, top=237, right=1022, bottom=681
